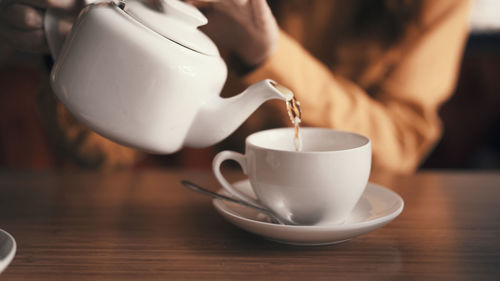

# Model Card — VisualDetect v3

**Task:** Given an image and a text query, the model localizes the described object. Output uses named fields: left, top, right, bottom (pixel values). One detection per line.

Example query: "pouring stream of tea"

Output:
left=273, top=84, right=303, bottom=152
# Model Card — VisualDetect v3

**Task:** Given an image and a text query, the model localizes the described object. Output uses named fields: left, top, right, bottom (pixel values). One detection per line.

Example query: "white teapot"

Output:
left=45, top=0, right=291, bottom=153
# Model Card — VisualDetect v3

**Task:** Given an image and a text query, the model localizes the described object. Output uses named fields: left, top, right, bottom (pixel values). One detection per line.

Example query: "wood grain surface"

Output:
left=0, top=170, right=499, bottom=280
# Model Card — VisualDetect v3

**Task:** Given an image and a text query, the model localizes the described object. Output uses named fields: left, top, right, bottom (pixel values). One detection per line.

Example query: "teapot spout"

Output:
left=185, top=79, right=293, bottom=148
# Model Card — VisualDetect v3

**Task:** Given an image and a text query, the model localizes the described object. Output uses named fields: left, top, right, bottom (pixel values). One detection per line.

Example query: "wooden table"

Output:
left=0, top=170, right=499, bottom=280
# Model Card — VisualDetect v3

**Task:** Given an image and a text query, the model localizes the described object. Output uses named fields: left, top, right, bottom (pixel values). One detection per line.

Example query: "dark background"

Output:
left=422, top=33, right=500, bottom=170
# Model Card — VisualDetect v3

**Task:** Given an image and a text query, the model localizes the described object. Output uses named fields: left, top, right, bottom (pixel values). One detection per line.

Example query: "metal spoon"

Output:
left=181, top=180, right=292, bottom=225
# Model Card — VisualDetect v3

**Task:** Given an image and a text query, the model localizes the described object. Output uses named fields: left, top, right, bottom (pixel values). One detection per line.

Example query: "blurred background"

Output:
left=422, top=0, right=500, bottom=170
left=0, top=0, right=499, bottom=171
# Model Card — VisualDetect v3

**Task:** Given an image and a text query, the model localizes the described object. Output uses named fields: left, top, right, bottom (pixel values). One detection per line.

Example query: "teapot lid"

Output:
left=120, top=0, right=219, bottom=56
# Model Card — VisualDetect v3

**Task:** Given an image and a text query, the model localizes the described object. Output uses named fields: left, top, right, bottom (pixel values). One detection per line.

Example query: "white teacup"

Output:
left=213, top=127, right=371, bottom=225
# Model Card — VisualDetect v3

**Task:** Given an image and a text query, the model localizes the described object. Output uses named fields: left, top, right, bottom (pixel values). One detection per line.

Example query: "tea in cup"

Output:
left=212, top=127, right=371, bottom=225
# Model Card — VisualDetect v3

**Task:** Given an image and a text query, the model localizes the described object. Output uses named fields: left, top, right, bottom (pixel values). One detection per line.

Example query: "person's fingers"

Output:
left=0, top=3, right=43, bottom=30
left=250, top=0, right=273, bottom=22
left=0, top=24, right=48, bottom=53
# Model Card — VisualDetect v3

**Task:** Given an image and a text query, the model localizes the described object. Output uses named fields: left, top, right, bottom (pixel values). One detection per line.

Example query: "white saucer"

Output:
left=213, top=180, right=404, bottom=246
left=0, top=228, right=16, bottom=274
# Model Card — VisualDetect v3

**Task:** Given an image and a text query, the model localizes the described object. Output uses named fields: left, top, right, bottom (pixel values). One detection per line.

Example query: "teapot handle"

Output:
left=44, top=0, right=99, bottom=60
left=44, top=9, right=64, bottom=60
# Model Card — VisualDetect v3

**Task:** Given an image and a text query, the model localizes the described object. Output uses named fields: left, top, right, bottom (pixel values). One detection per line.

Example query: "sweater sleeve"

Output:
left=243, top=0, right=470, bottom=174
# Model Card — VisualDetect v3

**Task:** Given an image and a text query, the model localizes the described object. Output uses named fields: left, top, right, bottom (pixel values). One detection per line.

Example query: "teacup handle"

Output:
left=212, top=151, right=263, bottom=208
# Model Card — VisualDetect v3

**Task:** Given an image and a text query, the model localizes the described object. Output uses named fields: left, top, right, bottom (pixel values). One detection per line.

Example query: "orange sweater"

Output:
left=242, top=0, right=470, bottom=174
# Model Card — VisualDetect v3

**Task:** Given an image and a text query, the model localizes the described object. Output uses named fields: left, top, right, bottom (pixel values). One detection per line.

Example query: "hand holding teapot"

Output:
left=188, top=0, right=279, bottom=68
left=45, top=0, right=291, bottom=154
left=0, top=0, right=83, bottom=53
